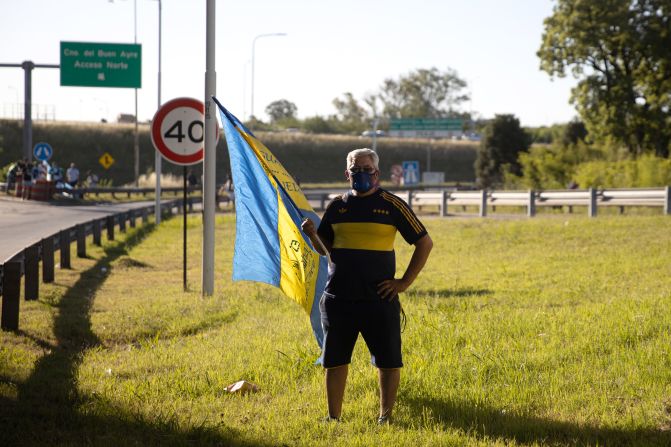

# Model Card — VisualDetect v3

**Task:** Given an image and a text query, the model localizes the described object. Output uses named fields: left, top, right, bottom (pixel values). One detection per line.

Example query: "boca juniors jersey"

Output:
left=317, top=188, right=427, bottom=300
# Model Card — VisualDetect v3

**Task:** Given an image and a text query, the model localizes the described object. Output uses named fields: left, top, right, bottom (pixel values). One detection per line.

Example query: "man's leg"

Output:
left=325, top=364, right=349, bottom=419
left=378, top=367, right=400, bottom=419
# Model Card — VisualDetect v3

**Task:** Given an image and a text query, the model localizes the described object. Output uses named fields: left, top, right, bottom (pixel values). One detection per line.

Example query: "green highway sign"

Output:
left=390, top=118, right=463, bottom=131
left=60, top=41, right=141, bottom=88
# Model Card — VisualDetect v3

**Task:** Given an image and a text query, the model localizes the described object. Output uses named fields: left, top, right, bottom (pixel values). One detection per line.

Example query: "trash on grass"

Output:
left=225, top=380, right=259, bottom=394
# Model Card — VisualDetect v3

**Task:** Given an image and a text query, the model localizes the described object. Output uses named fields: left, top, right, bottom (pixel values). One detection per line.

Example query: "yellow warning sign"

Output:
left=99, top=152, right=115, bottom=170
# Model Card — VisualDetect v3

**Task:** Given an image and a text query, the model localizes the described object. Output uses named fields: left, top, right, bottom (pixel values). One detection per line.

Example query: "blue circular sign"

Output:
left=33, top=142, right=53, bottom=161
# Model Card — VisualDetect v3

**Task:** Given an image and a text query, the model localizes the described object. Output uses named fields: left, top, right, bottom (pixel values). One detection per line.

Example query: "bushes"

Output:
left=505, top=142, right=603, bottom=189
left=507, top=144, right=671, bottom=190
left=574, top=155, right=671, bottom=188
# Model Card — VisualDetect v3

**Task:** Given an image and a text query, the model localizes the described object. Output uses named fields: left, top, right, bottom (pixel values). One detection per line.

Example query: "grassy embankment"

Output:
left=0, top=119, right=478, bottom=186
left=1, top=214, right=670, bottom=446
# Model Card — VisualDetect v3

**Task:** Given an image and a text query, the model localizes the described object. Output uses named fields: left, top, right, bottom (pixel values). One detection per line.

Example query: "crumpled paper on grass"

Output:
left=225, top=380, right=259, bottom=394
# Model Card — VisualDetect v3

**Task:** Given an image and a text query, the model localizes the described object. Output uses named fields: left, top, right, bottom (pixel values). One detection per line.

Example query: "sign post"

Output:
left=151, top=97, right=210, bottom=291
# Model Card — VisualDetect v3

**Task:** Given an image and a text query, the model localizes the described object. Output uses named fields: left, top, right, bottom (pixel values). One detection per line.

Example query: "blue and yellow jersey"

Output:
left=317, top=188, right=428, bottom=300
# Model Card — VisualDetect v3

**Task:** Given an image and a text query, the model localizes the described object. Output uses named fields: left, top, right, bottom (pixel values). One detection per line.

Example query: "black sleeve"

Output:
left=391, top=196, right=428, bottom=245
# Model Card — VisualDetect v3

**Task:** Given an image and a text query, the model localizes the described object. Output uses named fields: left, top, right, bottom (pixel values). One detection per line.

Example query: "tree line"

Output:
left=252, top=67, right=473, bottom=135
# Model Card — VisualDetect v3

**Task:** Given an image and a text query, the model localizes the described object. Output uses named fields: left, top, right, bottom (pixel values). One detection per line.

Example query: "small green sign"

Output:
left=390, top=118, right=463, bottom=131
left=60, top=41, right=141, bottom=88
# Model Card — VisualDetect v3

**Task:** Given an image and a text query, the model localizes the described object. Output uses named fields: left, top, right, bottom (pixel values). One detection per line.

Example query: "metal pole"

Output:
left=0, top=62, right=56, bottom=160
left=250, top=33, right=286, bottom=121
left=155, top=0, right=162, bottom=224
left=242, top=60, right=249, bottom=120
left=427, top=146, right=431, bottom=172
left=372, top=117, right=379, bottom=152
left=183, top=166, right=187, bottom=291
left=133, top=0, right=140, bottom=187
left=589, top=188, right=597, bottom=218
left=22, top=61, right=34, bottom=161
left=203, top=0, right=216, bottom=296
left=251, top=37, right=256, bottom=121
left=527, top=189, right=536, bottom=217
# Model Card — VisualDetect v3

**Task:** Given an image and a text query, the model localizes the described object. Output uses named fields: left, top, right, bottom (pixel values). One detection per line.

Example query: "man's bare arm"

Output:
left=377, top=234, right=433, bottom=299
left=301, top=218, right=332, bottom=256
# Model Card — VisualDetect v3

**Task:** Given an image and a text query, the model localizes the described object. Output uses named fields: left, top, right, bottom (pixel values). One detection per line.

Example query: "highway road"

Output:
left=0, top=188, right=346, bottom=263
left=0, top=197, right=159, bottom=262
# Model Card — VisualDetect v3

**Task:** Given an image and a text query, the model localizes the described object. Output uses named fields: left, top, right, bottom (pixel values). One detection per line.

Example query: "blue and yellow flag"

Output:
left=213, top=98, right=328, bottom=349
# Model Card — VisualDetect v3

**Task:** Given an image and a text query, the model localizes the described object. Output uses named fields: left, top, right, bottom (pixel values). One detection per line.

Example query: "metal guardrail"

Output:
left=0, top=182, right=204, bottom=198
left=0, top=199, right=183, bottom=331
left=304, top=186, right=671, bottom=217
left=63, top=185, right=202, bottom=198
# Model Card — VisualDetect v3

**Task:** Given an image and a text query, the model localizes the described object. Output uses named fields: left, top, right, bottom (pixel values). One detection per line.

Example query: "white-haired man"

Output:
left=302, top=148, right=433, bottom=424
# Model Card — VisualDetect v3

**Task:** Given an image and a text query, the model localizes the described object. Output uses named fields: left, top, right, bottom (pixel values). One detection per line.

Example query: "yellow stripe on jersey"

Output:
left=380, top=192, right=423, bottom=233
left=332, top=222, right=397, bottom=251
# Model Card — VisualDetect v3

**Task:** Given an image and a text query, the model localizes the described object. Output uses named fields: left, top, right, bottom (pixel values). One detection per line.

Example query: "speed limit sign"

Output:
left=151, top=97, right=217, bottom=165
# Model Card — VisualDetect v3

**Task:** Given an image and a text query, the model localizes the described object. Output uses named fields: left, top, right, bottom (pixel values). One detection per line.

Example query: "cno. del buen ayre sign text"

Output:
left=60, top=41, right=141, bottom=88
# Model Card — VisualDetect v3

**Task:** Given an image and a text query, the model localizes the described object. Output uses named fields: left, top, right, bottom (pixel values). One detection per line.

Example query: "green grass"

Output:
left=1, top=213, right=670, bottom=446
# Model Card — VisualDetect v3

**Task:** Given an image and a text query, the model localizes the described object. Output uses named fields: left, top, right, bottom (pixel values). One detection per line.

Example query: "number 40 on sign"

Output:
left=151, top=97, right=218, bottom=166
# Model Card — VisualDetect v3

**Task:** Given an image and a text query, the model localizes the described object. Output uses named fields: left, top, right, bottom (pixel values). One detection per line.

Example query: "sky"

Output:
left=0, top=0, right=578, bottom=128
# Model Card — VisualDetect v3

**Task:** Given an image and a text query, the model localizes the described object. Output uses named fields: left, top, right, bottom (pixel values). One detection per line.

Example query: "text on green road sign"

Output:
left=60, top=41, right=141, bottom=88
left=390, top=118, right=463, bottom=131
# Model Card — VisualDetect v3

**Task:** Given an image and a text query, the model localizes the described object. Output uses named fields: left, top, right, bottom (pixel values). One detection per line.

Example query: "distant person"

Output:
left=224, top=173, right=233, bottom=192
left=49, top=162, right=63, bottom=183
left=31, top=162, right=40, bottom=182
left=17, top=158, right=33, bottom=200
left=85, top=170, right=99, bottom=188
left=6, top=161, right=18, bottom=194
left=66, top=163, right=80, bottom=188
left=37, top=161, right=48, bottom=181
left=21, top=160, right=33, bottom=199
left=187, top=170, right=198, bottom=187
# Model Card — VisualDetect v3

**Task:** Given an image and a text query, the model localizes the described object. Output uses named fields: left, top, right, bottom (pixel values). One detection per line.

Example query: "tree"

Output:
left=331, top=92, right=369, bottom=133
left=302, top=115, right=338, bottom=134
left=376, top=67, right=469, bottom=119
left=475, top=114, right=531, bottom=188
left=538, top=0, right=671, bottom=157
left=561, top=119, right=588, bottom=147
left=265, top=99, right=297, bottom=124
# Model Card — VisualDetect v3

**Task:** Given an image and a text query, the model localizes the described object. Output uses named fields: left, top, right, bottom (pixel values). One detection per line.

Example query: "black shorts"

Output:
left=320, top=293, right=403, bottom=369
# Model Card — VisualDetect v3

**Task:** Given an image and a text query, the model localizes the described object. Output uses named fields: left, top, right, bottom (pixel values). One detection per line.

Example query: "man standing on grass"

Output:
left=301, top=148, right=433, bottom=424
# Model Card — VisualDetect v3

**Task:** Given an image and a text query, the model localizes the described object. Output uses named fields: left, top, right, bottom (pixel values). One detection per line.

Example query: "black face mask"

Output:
left=351, top=171, right=374, bottom=193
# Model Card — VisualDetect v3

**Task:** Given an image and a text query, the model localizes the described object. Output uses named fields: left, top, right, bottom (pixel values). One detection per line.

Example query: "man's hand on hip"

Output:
left=377, top=278, right=410, bottom=300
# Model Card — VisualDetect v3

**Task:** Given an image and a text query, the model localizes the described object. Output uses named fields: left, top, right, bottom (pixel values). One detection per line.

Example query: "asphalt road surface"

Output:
left=0, top=197, right=159, bottom=262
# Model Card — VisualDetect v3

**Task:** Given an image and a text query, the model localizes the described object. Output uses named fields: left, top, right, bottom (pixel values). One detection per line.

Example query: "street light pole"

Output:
left=133, top=0, right=140, bottom=187
left=108, top=0, right=140, bottom=186
left=250, top=33, right=286, bottom=121
left=155, top=0, right=162, bottom=224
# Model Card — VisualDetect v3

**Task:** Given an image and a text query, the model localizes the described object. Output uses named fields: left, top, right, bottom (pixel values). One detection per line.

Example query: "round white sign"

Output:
left=151, top=97, right=210, bottom=165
